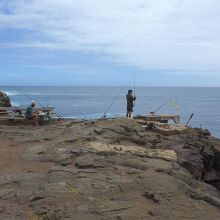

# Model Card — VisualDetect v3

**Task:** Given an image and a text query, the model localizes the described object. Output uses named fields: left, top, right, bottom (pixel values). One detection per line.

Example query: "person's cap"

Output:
left=31, top=100, right=36, bottom=105
left=128, top=89, right=133, bottom=93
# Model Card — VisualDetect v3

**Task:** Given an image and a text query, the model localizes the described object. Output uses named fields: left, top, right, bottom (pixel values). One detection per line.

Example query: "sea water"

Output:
left=0, top=86, right=220, bottom=138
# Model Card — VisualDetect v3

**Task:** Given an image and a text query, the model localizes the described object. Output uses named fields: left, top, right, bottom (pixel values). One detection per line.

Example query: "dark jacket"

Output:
left=126, top=94, right=136, bottom=110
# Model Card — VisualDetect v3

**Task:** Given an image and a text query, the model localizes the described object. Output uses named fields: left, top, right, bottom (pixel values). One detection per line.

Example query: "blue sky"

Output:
left=0, top=0, right=220, bottom=86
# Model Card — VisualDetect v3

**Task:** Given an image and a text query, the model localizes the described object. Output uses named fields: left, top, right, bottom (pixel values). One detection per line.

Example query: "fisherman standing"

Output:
left=25, top=101, right=39, bottom=126
left=126, top=89, right=136, bottom=117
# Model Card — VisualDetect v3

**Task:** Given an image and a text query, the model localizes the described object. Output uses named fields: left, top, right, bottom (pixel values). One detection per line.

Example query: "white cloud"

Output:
left=1, top=0, right=220, bottom=71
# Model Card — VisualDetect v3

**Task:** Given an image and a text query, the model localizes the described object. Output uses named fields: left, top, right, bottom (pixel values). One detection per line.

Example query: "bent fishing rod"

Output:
left=10, top=86, right=64, bottom=120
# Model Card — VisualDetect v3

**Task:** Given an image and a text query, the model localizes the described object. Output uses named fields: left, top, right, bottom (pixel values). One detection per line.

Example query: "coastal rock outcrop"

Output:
left=0, top=91, right=11, bottom=107
left=0, top=118, right=220, bottom=219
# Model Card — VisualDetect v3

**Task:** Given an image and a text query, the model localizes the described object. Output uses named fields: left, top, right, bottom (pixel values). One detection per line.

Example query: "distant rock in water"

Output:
left=0, top=91, right=11, bottom=107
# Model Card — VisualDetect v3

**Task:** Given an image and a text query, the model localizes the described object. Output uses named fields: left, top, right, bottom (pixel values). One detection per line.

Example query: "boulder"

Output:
left=0, top=91, right=11, bottom=107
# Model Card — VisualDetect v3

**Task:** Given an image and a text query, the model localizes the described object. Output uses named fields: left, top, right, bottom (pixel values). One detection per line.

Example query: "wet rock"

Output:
left=0, top=91, right=11, bottom=107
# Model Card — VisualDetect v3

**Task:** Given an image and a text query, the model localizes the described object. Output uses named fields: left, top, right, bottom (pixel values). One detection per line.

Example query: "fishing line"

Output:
left=101, top=66, right=137, bottom=119
left=9, top=86, right=64, bottom=120
left=151, top=100, right=181, bottom=115
left=100, top=81, right=131, bottom=120
left=101, top=66, right=138, bottom=120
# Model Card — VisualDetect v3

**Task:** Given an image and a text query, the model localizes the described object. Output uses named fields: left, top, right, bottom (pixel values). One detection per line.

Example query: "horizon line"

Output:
left=1, top=85, right=220, bottom=88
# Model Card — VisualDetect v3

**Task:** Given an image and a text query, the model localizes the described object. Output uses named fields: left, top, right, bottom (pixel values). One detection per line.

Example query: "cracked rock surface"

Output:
left=0, top=118, right=220, bottom=219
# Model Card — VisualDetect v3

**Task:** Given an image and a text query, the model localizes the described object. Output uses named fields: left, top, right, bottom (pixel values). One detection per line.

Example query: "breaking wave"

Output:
left=4, top=91, right=20, bottom=96
left=11, top=102, right=20, bottom=107
left=5, top=91, right=43, bottom=96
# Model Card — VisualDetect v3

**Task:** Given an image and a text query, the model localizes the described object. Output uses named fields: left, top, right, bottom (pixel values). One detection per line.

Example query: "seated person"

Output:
left=25, top=101, right=39, bottom=126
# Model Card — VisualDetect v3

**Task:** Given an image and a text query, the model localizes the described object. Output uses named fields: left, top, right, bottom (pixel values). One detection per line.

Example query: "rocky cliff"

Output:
left=0, top=118, right=220, bottom=219
left=0, top=91, right=11, bottom=107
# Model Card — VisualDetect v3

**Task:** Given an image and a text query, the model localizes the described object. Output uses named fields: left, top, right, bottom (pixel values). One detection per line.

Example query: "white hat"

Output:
left=31, top=100, right=36, bottom=105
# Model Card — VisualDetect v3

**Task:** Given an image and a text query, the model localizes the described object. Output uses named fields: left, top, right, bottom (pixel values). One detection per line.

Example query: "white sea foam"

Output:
left=5, top=91, right=20, bottom=96
left=25, top=92, right=43, bottom=95
left=5, top=91, right=43, bottom=96
left=11, top=102, right=20, bottom=107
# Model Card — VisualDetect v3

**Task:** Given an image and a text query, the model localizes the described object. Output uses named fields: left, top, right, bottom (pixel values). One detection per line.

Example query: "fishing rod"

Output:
left=100, top=80, right=131, bottom=120
left=133, top=66, right=136, bottom=106
left=150, top=100, right=170, bottom=115
left=100, top=86, right=126, bottom=119
left=150, top=100, right=180, bottom=115
left=9, top=86, right=64, bottom=120
left=101, top=66, right=137, bottom=119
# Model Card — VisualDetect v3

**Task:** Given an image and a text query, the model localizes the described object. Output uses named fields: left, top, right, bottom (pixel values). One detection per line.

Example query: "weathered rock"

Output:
left=30, top=194, right=43, bottom=202
left=0, top=206, right=5, bottom=214
left=191, top=190, right=220, bottom=208
left=203, top=169, right=220, bottom=182
left=70, top=148, right=88, bottom=156
left=143, top=191, right=161, bottom=203
left=94, top=128, right=105, bottom=135
left=32, top=207, right=58, bottom=220
left=1, top=118, right=220, bottom=220
left=148, top=208, right=157, bottom=217
left=0, top=91, right=11, bottom=107
left=108, top=156, right=149, bottom=170
left=75, top=155, right=106, bottom=169
left=201, top=143, right=215, bottom=168
left=178, top=158, right=204, bottom=179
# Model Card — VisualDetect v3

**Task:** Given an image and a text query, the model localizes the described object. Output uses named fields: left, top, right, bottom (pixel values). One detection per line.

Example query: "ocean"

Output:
left=0, top=86, right=220, bottom=138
